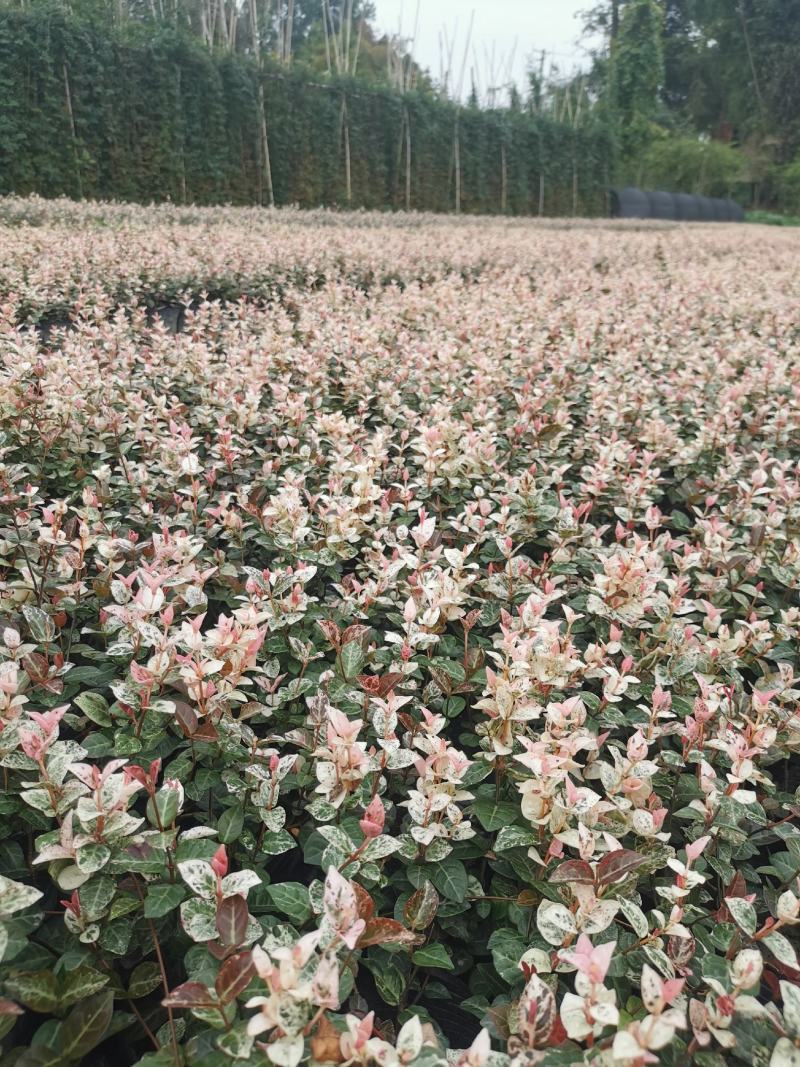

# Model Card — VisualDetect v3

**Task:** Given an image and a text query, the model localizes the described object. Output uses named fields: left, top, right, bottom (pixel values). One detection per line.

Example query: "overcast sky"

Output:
left=372, top=1, right=600, bottom=100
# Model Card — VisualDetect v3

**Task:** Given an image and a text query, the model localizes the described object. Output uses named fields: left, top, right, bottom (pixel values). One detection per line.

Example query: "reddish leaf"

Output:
left=174, top=700, right=198, bottom=736
left=317, top=619, right=342, bottom=650
left=0, top=999, right=22, bottom=1016
left=766, top=955, right=800, bottom=983
left=193, top=720, right=220, bottom=742
left=162, top=982, right=214, bottom=1009
left=453, top=681, right=477, bottom=695
left=763, top=969, right=781, bottom=1001
left=517, top=890, right=539, bottom=907
left=206, top=940, right=230, bottom=961
left=356, top=673, right=404, bottom=698
left=520, top=976, right=558, bottom=1049
left=549, top=859, right=595, bottom=885
left=215, top=952, right=255, bottom=1004
left=403, top=880, right=439, bottom=931
left=357, top=918, right=421, bottom=948
left=216, top=894, right=249, bottom=948
left=341, top=624, right=370, bottom=647
left=352, top=881, right=375, bottom=924
left=311, top=1014, right=346, bottom=1063
left=726, top=872, right=748, bottom=899
left=549, top=1016, right=568, bottom=1046
left=485, top=1004, right=511, bottom=1041
left=356, top=675, right=382, bottom=694
left=428, top=666, right=454, bottom=696
left=668, top=935, right=696, bottom=971
left=376, top=673, right=404, bottom=697
left=596, top=849, right=645, bottom=885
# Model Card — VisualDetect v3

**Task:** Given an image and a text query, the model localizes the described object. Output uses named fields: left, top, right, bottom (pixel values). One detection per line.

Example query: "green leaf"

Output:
left=75, top=843, right=111, bottom=874
left=128, top=962, right=163, bottom=999
left=57, top=991, right=114, bottom=1061
left=99, top=918, right=133, bottom=955
left=144, top=883, right=186, bottom=918
left=428, top=858, right=468, bottom=903
left=265, top=883, right=312, bottom=924
left=217, top=1023, right=255, bottom=1060
left=0, top=874, right=43, bottom=915
left=536, top=901, right=577, bottom=946
left=725, top=897, right=757, bottom=936
left=364, top=957, right=407, bottom=1007
left=488, top=929, right=526, bottom=984
left=765, top=931, right=799, bottom=969
left=181, top=897, right=218, bottom=943
left=78, top=875, right=116, bottom=920
left=262, top=829, right=296, bottom=855
left=217, top=805, right=245, bottom=844
left=430, top=658, right=466, bottom=682
left=780, top=980, right=800, bottom=1039
left=73, top=692, right=112, bottom=726
left=178, top=859, right=216, bottom=899
left=65, top=665, right=117, bottom=687
left=494, top=825, right=538, bottom=851
left=22, top=604, right=56, bottom=643
left=472, top=798, right=521, bottom=832
left=4, top=970, right=60, bottom=1013
left=412, top=943, right=454, bottom=970
left=60, top=966, right=109, bottom=1007
left=340, top=641, right=367, bottom=679
left=619, top=897, right=649, bottom=939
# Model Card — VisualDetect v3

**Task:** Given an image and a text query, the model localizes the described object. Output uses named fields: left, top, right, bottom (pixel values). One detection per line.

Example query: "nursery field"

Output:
left=1, top=199, right=800, bottom=1067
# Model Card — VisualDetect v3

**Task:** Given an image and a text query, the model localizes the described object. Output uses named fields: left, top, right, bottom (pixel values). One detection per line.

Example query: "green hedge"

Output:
left=0, top=6, right=614, bottom=213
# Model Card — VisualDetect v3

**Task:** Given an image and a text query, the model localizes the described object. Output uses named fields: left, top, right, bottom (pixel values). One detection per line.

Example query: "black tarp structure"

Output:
left=610, top=187, right=744, bottom=222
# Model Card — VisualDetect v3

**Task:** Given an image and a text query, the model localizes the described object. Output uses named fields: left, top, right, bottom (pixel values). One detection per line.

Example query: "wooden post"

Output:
left=538, top=172, right=545, bottom=217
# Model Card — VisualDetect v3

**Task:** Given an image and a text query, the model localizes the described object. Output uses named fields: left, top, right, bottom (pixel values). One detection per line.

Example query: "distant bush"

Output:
left=639, top=135, right=744, bottom=198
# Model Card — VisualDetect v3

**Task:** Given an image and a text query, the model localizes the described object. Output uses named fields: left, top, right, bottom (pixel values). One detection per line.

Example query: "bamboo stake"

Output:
left=737, top=1, right=766, bottom=118
left=352, top=17, right=363, bottom=77
left=324, top=0, right=342, bottom=73
left=395, top=109, right=406, bottom=206
left=285, top=0, right=294, bottom=65
left=572, top=157, right=578, bottom=216
left=344, top=0, right=353, bottom=73
left=176, top=67, right=187, bottom=203
left=62, top=62, right=83, bottom=199
left=500, top=140, right=507, bottom=213
left=454, top=113, right=461, bottom=213
left=404, top=106, right=412, bottom=211
left=340, top=95, right=351, bottom=203
left=259, top=83, right=275, bottom=206
left=250, top=0, right=274, bottom=206
left=322, top=0, right=332, bottom=73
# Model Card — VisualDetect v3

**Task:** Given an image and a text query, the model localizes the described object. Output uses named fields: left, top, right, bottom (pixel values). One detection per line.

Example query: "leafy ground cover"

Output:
left=0, top=200, right=799, bottom=1067
left=746, top=212, right=800, bottom=227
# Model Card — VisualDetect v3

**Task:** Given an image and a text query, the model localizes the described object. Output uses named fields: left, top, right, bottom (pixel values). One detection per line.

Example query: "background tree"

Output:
left=605, top=0, right=664, bottom=168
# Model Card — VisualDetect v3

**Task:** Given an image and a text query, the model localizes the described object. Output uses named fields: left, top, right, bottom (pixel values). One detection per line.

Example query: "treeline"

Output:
left=0, top=5, right=612, bottom=214
left=586, top=0, right=800, bottom=211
